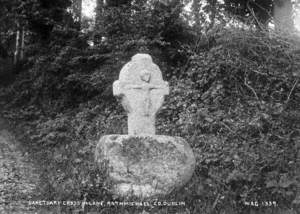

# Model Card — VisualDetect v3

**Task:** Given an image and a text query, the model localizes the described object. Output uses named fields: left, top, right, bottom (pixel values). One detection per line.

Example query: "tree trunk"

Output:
left=94, top=0, right=105, bottom=45
left=20, top=26, right=25, bottom=60
left=72, top=0, right=82, bottom=25
left=273, top=0, right=294, bottom=32
left=14, top=26, right=25, bottom=64
left=192, top=0, right=202, bottom=33
left=208, top=0, right=217, bottom=29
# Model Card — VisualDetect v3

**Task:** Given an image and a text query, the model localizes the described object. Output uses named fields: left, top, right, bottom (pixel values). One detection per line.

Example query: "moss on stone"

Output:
left=110, top=135, right=118, bottom=141
left=119, top=136, right=187, bottom=164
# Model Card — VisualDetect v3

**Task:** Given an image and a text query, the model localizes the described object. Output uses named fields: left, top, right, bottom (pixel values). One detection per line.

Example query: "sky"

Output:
left=296, top=15, right=300, bottom=30
left=82, top=0, right=97, bottom=19
left=82, top=0, right=300, bottom=30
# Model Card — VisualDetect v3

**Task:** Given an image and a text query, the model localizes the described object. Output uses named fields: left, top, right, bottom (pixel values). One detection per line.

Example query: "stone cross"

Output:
left=113, top=54, right=169, bottom=135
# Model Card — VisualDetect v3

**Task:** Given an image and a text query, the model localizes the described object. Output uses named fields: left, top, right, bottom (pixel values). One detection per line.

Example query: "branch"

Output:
left=246, top=0, right=267, bottom=32
left=244, top=76, right=260, bottom=101
left=251, top=1, right=273, bottom=21
left=286, top=78, right=299, bottom=104
left=220, top=121, right=235, bottom=134
left=211, top=193, right=221, bottom=211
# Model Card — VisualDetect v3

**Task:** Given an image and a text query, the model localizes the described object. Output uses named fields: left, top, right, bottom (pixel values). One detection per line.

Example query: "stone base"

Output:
left=95, top=135, right=195, bottom=198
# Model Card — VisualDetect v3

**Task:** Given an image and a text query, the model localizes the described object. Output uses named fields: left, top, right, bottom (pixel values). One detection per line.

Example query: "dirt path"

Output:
left=0, top=121, right=40, bottom=213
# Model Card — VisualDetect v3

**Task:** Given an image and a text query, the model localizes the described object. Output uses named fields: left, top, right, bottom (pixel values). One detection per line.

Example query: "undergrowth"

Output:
left=0, top=27, right=299, bottom=214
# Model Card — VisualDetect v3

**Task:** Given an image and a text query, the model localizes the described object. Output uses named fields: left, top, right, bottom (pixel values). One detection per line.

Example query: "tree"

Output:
left=71, top=0, right=83, bottom=28
left=94, top=0, right=133, bottom=43
left=0, top=0, right=23, bottom=63
left=94, top=0, right=106, bottom=44
left=14, top=25, right=25, bottom=64
left=223, top=0, right=273, bottom=29
left=94, top=0, right=192, bottom=70
left=0, top=0, right=81, bottom=65
left=19, top=0, right=73, bottom=40
left=222, top=0, right=295, bottom=31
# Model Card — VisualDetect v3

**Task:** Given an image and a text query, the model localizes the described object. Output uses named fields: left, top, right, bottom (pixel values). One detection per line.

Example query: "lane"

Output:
left=0, top=127, right=40, bottom=213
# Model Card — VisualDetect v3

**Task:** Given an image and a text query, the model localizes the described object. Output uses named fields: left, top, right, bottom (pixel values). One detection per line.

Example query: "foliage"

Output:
left=1, top=0, right=300, bottom=213
left=192, top=0, right=295, bottom=32
left=0, top=0, right=73, bottom=42
left=20, top=0, right=73, bottom=40
left=157, top=27, right=300, bottom=212
left=94, top=0, right=193, bottom=73
left=223, top=0, right=273, bottom=26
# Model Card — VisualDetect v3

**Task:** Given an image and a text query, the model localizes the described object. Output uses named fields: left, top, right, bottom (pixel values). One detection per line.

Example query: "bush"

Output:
left=156, top=27, right=300, bottom=212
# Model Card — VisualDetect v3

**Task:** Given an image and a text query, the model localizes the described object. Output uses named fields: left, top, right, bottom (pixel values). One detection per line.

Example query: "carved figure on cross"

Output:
left=113, top=54, right=169, bottom=135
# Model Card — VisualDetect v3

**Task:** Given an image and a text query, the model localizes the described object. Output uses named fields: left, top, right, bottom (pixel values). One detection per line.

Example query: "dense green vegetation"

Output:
left=0, top=0, right=299, bottom=213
